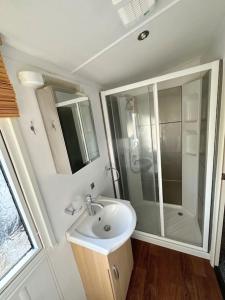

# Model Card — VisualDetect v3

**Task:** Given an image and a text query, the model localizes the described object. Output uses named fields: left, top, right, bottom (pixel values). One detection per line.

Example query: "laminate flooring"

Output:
left=126, top=239, right=222, bottom=300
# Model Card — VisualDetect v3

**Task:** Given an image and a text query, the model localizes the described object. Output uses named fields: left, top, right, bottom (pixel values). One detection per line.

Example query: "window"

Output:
left=0, top=133, right=41, bottom=291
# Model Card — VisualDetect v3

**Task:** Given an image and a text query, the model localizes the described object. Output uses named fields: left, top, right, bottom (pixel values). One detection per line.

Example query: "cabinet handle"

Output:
left=51, top=120, right=56, bottom=130
left=112, top=265, right=119, bottom=280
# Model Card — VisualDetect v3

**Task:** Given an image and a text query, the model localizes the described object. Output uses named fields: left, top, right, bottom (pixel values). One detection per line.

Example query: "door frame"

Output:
left=101, top=60, right=220, bottom=261
left=210, top=60, right=225, bottom=266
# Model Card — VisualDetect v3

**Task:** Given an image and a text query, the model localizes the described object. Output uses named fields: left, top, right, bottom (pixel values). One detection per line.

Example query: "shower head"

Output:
left=126, top=97, right=137, bottom=113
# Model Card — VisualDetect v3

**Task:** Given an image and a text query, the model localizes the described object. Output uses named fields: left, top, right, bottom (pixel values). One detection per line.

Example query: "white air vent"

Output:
left=113, top=0, right=155, bottom=25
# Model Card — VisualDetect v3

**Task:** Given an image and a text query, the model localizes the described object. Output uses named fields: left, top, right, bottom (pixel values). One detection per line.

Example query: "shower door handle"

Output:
left=105, top=166, right=120, bottom=182
left=112, top=168, right=120, bottom=182
left=222, top=173, right=225, bottom=180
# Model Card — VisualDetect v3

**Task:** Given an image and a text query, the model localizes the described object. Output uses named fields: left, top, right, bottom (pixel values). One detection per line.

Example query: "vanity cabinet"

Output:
left=71, top=239, right=133, bottom=300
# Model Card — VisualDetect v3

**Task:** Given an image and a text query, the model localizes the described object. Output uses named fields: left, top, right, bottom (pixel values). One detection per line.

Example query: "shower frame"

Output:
left=101, top=61, right=220, bottom=260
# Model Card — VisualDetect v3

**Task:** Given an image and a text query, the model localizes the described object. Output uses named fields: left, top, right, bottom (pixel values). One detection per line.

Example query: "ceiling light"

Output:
left=137, top=30, right=149, bottom=41
left=18, top=71, right=44, bottom=88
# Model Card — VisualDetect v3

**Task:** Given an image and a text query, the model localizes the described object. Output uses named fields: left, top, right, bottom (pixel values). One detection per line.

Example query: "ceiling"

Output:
left=1, top=0, right=225, bottom=88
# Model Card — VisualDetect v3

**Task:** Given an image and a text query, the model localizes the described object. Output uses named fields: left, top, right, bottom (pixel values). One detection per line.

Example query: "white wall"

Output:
left=1, top=45, right=114, bottom=300
left=200, top=15, right=225, bottom=63
left=4, top=256, right=62, bottom=300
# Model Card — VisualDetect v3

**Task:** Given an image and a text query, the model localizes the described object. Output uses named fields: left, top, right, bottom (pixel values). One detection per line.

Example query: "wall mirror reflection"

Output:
left=36, top=86, right=100, bottom=174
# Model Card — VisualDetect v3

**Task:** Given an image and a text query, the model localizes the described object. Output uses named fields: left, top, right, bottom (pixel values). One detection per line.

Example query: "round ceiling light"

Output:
left=137, top=30, right=150, bottom=41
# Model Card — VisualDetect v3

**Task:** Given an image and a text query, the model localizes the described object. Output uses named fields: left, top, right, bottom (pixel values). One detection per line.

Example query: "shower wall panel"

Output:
left=136, top=93, right=157, bottom=201
left=106, top=96, right=130, bottom=200
left=158, top=87, right=182, bottom=205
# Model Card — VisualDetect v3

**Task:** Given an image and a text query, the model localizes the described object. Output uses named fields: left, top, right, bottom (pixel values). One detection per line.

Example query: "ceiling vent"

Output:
left=112, top=0, right=156, bottom=25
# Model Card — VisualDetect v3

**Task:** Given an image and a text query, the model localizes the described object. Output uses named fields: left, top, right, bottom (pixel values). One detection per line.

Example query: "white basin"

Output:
left=66, top=196, right=136, bottom=255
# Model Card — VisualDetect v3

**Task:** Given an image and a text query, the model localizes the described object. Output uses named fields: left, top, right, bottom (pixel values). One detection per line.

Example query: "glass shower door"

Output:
left=156, top=70, right=213, bottom=248
left=105, top=85, right=162, bottom=236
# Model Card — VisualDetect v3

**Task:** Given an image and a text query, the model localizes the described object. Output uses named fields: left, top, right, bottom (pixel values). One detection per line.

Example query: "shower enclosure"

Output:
left=101, top=61, right=220, bottom=257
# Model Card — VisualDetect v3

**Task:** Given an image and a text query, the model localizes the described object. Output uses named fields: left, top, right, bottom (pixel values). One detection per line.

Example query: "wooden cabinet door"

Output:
left=71, top=243, right=115, bottom=300
left=108, top=239, right=133, bottom=300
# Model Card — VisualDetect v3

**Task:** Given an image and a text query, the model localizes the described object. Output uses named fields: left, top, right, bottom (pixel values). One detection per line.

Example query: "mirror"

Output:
left=54, top=89, right=100, bottom=173
left=55, top=91, right=99, bottom=173
left=36, top=86, right=100, bottom=174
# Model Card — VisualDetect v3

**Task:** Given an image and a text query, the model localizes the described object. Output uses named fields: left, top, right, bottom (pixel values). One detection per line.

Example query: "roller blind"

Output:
left=0, top=53, right=19, bottom=117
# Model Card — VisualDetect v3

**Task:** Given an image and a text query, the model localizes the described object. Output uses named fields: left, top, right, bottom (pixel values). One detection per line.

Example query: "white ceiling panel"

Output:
left=0, top=0, right=173, bottom=70
left=75, top=0, right=225, bottom=87
left=0, top=0, right=225, bottom=87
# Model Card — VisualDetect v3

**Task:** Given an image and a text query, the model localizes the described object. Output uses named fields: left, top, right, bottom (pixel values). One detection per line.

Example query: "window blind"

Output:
left=0, top=53, right=19, bottom=117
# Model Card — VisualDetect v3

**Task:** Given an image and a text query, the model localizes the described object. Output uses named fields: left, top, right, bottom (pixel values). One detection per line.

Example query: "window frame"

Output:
left=0, top=131, right=42, bottom=292
left=0, top=118, right=55, bottom=299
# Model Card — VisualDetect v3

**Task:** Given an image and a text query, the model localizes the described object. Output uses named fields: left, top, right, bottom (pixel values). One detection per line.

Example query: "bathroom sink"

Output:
left=66, top=196, right=136, bottom=255
left=77, top=202, right=131, bottom=239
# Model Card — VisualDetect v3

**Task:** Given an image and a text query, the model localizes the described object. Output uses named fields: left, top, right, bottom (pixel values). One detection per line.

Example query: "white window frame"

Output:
left=0, top=118, right=56, bottom=296
left=0, top=131, right=42, bottom=291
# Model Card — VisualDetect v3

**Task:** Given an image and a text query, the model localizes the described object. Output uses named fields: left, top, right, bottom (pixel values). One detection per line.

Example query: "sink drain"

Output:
left=104, top=225, right=111, bottom=232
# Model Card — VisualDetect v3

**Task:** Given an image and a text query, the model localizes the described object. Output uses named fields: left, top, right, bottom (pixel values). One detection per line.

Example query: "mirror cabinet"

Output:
left=36, top=86, right=99, bottom=174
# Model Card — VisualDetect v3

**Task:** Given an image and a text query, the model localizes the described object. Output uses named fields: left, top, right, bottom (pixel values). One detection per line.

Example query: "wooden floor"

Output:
left=126, top=239, right=222, bottom=300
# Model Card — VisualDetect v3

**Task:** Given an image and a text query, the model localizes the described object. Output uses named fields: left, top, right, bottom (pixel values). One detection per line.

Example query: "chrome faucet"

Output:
left=85, top=194, right=104, bottom=216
